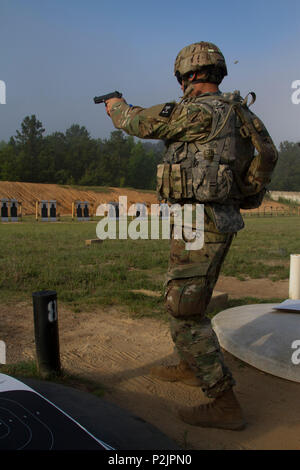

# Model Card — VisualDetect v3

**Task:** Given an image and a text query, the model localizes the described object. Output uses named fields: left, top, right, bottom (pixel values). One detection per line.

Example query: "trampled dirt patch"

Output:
left=215, top=275, right=289, bottom=299
left=1, top=276, right=300, bottom=450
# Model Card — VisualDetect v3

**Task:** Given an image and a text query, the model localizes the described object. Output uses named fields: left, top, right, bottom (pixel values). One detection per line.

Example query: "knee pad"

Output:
left=165, top=279, right=208, bottom=318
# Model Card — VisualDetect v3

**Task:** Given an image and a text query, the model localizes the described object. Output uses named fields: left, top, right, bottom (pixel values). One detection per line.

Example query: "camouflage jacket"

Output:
left=110, top=92, right=244, bottom=233
left=110, top=93, right=214, bottom=142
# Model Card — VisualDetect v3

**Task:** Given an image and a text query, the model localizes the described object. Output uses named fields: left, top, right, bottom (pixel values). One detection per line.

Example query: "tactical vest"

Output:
left=157, top=91, right=278, bottom=210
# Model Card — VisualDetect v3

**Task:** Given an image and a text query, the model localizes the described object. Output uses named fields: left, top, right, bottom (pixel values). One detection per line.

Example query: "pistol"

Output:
left=93, top=91, right=122, bottom=104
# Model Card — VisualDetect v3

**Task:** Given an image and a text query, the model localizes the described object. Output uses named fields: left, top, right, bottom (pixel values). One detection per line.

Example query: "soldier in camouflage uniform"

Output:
left=105, top=42, right=248, bottom=430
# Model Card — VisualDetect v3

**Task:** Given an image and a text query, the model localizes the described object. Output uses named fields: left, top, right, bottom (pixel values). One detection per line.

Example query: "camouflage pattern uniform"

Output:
left=110, top=95, right=237, bottom=398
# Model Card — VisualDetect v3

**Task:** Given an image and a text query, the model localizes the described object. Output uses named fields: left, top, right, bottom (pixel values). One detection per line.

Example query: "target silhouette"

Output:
left=0, top=374, right=112, bottom=450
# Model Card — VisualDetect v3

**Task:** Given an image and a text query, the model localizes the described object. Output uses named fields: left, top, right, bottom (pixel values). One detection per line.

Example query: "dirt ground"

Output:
left=1, top=275, right=300, bottom=450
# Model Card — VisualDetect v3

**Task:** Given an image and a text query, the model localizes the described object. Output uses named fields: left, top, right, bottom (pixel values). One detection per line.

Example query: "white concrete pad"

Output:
left=212, top=303, right=300, bottom=383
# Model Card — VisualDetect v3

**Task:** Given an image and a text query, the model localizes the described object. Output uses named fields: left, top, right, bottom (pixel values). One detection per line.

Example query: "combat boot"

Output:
left=178, top=388, right=246, bottom=430
left=149, top=360, right=202, bottom=386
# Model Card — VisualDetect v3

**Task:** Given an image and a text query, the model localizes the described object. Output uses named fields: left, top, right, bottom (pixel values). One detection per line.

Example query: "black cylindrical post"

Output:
left=32, top=290, right=61, bottom=377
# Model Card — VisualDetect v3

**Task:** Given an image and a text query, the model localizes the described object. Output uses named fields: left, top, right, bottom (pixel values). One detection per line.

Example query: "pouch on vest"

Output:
left=192, top=155, right=234, bottom=203
left=157, top=164, right=171, bottom=200
left=207, top=202, right=244, bottom=233
left=157, top=163, right=194, bottom=201
left=158, top=152, right=235, bottom=205
left=170, top=164, right=182, bottom=200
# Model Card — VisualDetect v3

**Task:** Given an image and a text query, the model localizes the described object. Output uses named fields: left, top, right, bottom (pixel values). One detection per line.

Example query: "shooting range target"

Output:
left=75, top=201, right=83, bottom=221
left=108, top=202, right=119, bottom=219
left=0, top=374, right=113, bottom=450
left=135, top=202, right=147, bottom=219
left=49, top=200, right=57, bottom=222
left=0, top=199, right=21, bottom=222
left=74, top=201, right=91, bottom=221
left=36, top=200, right=57, bottom=222
left=83, top=201, right=90, bottom=221
left=10, top=199, right=18, bottom=222
left=41, top=200, right=48, bottom=221
left=1, top=199, right=9, bottom=222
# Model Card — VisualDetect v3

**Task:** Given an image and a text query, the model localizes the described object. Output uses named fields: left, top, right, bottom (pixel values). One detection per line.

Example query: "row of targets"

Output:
left=36, top=200, right=59, bottom=222
left=1, top=199, right=21, bottom=222
left=72, top=201, right=93, bottom=221
left=1, top=199, right=170, bottom=222
left=95, top=202, right=171, bottom=219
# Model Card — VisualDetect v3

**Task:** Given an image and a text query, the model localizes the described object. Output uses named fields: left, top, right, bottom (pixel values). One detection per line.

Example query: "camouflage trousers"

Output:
left=164, top=206, right=236, bottom=398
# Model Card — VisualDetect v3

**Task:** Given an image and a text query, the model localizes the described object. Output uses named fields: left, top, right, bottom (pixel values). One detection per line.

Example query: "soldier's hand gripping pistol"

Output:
left=93, top=91, right=123, bottom=104
left=93, top=91, right=124, bottom=116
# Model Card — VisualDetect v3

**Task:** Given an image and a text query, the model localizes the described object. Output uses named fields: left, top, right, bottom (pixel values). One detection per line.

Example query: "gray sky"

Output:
left=1, top=0, right=300, bottom=146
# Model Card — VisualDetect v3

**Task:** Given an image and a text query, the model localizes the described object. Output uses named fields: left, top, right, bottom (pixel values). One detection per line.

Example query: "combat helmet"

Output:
left=174, top=41, right=227, bottom=87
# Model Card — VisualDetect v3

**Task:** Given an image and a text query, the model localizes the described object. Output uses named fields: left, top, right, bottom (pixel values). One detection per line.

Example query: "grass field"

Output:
left=1, top=215, right=299, bottom=317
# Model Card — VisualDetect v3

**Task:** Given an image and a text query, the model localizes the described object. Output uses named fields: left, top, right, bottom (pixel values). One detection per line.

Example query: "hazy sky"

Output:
left=1, top=0, right=300, bottom=146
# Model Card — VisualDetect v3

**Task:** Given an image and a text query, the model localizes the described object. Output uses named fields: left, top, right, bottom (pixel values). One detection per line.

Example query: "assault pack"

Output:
left=157, top=91, right=278, bottom=210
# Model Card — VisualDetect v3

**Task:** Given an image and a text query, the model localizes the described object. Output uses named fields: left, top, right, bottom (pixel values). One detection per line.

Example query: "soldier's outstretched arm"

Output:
left=107, top=99, right=212, bottom=142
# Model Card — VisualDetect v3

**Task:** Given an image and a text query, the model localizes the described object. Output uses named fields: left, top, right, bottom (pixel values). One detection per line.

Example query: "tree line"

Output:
left=0, top=115, right=299, bottom=191
left=0, top=115, right=164, bottom=190
left=268, top=141, right=300, bottom=191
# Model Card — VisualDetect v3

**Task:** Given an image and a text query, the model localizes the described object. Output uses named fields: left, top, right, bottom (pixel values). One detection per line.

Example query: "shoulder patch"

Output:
left=159, top=102, right=176, bottom=118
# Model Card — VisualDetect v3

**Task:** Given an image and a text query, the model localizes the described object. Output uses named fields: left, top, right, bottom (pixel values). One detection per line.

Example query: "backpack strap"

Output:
left=241, top=91, right=256, bottom=107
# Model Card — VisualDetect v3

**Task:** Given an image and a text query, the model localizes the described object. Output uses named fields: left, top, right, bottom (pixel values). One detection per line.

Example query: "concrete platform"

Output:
left=212, top=303, right=300, bottom=383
